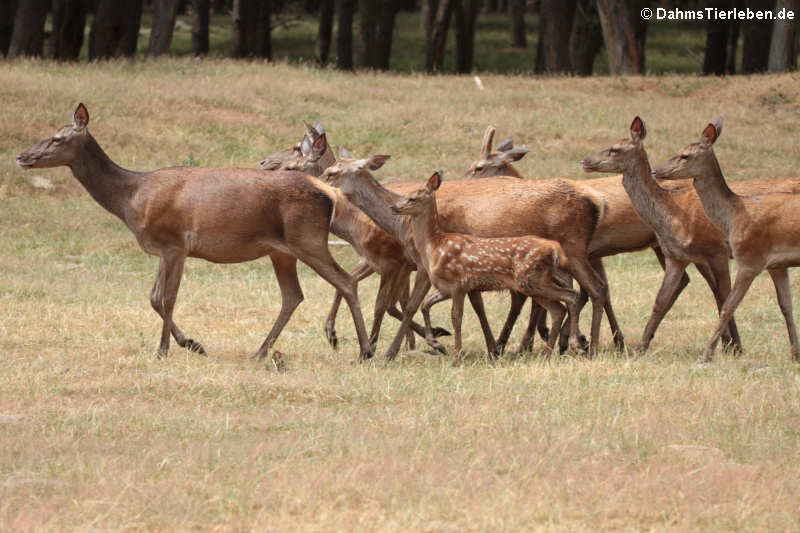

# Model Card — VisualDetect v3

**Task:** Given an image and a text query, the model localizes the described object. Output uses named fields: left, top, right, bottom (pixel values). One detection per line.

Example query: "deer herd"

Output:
left=15, top=103, right=800, bottom=365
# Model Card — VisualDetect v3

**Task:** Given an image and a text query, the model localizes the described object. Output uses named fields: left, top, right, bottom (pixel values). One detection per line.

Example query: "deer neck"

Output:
left=69, top=134, right=142, bottom=222
left=343, top=173, right=407, bottom=241
left=409, top=199, right=443, bottom=275
left=621, top=147, right=682, bottom=236
left=502, top=164, right=523, bottom=179
left=691, top=153, right=739, bottom=236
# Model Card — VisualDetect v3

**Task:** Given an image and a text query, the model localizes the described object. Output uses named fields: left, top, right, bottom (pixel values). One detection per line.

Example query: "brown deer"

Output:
left=258, top=121, right=332, bottom=171
left=459, top=125, right=700, bottom=352
left=15, top=104, right=375, bottom=362
left=582, top=116, right=743, bottom=351
left=321, top=155, right=609, bottom=359
left=390, top=171, right=581, bottom=362
left=653, top=118, right=800, bottom=361
left=281, top=133, right=449, bottom=352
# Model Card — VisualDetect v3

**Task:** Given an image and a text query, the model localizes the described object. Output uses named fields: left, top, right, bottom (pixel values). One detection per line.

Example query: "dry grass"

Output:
left=2, top=60, right=800, bottom=531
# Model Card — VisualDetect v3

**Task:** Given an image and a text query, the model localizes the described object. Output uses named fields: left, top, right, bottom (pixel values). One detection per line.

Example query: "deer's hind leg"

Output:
left=325, top=259, right=373, bottom=350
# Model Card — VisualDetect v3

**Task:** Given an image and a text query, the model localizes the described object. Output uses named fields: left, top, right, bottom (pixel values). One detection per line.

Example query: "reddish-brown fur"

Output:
left=653, top=118, right=800, bottom=361
left=391, top=171, right=580, bottom=362
left=16, top=104, right=375, bottom=361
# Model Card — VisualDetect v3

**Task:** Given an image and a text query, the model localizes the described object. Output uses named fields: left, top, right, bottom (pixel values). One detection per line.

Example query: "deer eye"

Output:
left=680, top=154, right=689, bottom=160
left=609, top=148, right=619, bottom=154
left=52, top=137, right=64, bottom=143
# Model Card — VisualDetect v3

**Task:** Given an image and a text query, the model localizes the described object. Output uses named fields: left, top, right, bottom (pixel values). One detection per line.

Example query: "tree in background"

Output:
left=315, top=0, right=334, bottom=65
left=703, top=0, right=741, bottom=75
left=570, top=0, right=603, bottom=75
left=768, top=0, right=799, bottom=71
left=50, top=0, right=89, bottom=61
left=192, top=0, right=211, bottom=56
left=536, top=0, right=576, bottom=74
left=231, top=0, right=271, bottom=59
left=741, top=0, right=776, bottom=72
left=89, top=0, right=144, bottom=59
left=375, top=0, right=399, bottom=70
left=337, top=0, right=355, bottom=69
left=149, top=0, right=180, bottom=56
left=7, top=0, right=49, bottom=58
left=454, top=0, right=479, bottom=73
left=596, top=0, right=648, bottom=74
left=0, top=0, right=16, bottom=57
left=508, top=0, right=525, bottom=48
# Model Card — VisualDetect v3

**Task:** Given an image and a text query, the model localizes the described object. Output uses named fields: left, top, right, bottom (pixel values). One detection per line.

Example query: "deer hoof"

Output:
left=270, top=351, right=286, bottom=372
left=325, top=328, right=339, bottom=350
left=184, top=338, right=206, bottom=355
left=431, top=326, right=452, bottom=338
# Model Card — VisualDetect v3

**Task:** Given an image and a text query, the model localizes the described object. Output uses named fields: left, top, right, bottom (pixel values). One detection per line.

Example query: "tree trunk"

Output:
left=337, top=0, right=355, bottom=69
left=725, top=6, right=741, bottom=74
left=768, top=0, right=799, bottom=71
left=454, top=0, right=479, bottom=73
left=357, top=0, right=378, bottom=68
left=315, top=0, right=333, bottom=65
left=148, top=0, right=180, bottom=56
left=596, top=0, right=645, bottom=74
left=89, top=0, right=143, bottom=59
left=7, top=0, right=49, bottom=59
left=50, top=0, right=88, bottom=61
left=741, top=0, right=776, bottom=73
left=375, top=0, right=397, bottom=70
left=213, top=0, right=228, bottom=14
left=535, top=0, right=575, bottom=74
left=421, top=0, right=437, bottom=65
left=1, top=0, right=17, bottom=57
left=570, top=0, right=602, bottom=75
left=508, top=0, right=525, bottom=48
left=427, top=0, right=454, bottom=72
left=703, top=0, right=733, bottom=75
left=191, top=0, right=210, bottom=56
left=232, top=0, right=269, bottom=58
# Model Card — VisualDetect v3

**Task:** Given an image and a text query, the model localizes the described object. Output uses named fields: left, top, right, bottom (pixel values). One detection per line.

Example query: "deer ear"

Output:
left=501, top=148, right=529, bottom=162
left=701, top=121, right=720, bottom=146
left=339, top=146, right=353, bottom=160
left=365, top=154, right=390, bottom=171
left=300, top=134, right=312, bottom=156
left=311, top=133, right=328, bottom=160
left=630, top=116, right=646, bottom=142
left=496, top=136, right=514, bottom=152
left=426, top=170, right=443, bottom=191
left=73, top=103, right=89, bottom=130
left=314, top=120, right=325, bottom=135
left=711, top=116, right=723, bottom=140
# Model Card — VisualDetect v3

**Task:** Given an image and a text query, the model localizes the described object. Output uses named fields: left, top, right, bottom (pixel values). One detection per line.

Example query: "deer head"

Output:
left=581, top=116, right=647, bottom=174
left=284, top=132, right=330, bottom=176
left=321, top=154, right=391, bottom=197
left=258, top=121, right=326, bottom=171
left=390, top=171, right=443, bottom=216
left=17, top=103, right=91, bottom=169
left=651, top=117, right=723, bottom=181
left=461, top=125, right=529, bottom=179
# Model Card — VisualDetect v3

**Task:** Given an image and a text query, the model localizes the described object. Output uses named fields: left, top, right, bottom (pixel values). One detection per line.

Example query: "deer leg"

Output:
left=149, top=255, right=203, bottom=355
left=421, top=288, right=450, bottom=338
left=569, top=259, right=606, bottom=357
left=768, top=268, right=800, bottom=362
left=150, top=251, right=188, bottom=358
left=653, top=246, right=691, bottom=312
left=703, top=268, right=759, bottom=362
left=368, top=272, right=396, bottom=349
left=538, top=300, right=566, bottom=356
left=393, top=273, right=416, bottom=350
left=451, top=291, right=466, bottom=365
left=467, top=291, right=498, bottom=357
left=698, top=258, right=742, bottom=353
left=384, top=270, right=439, bottom=360
left=591, top=258, right=625, bottom=350
left=638, top=256, right=689, bottom=352
left=495, top=291, right=527, bottom=351
left=325, top=260, right=373, bottom=350
left=252, top=253, right=304, bottom=360
left=518, top=301, right=547, bottom=353
left=292, top=245, right=373, bottom=362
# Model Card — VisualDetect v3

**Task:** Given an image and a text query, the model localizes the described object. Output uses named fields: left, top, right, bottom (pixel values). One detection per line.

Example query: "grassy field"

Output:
left=2, top=61, right=800, bottom=530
